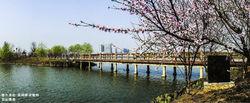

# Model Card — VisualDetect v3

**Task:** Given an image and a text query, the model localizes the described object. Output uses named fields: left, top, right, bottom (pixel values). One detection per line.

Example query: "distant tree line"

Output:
left=0, top=41, right=93, bottom=61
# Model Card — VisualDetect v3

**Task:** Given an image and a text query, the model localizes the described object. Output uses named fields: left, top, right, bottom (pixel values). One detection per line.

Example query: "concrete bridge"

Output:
left=53, top=53, right=244, bottom=79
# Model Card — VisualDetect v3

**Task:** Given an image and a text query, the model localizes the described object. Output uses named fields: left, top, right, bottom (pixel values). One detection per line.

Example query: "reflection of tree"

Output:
left=0, top=64, right=13, bottom=73
left=0, top=64, right=14, bottom=89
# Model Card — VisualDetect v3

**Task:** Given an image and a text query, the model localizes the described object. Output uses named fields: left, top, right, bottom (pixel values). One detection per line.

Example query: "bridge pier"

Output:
left=134, top=64, right=138, bottom=76
left=65, top=62, right=69, bottom=67
left=63, top=62, right=66, bottom=67
left=80, top=62, right=82, bottom=70
left=49, top=62, right=53, bottom=67
left=98, top=62, right=101, bottom=68
left=173, top=66, right=177, bottom=81
left=111, top=63, right=114, bottom=72
left=146, top=65, right=150, bottom=76
left=99, top=62, right=103, bottom=70
left=88, top=62, right=91, bottom=70
left=200, top=66, right=204, bottom=79
left=126, top=64, right=129, bottom=74
left=162, top=65, right=167, bottom=78
left=114, top=63, right=117, bottom=73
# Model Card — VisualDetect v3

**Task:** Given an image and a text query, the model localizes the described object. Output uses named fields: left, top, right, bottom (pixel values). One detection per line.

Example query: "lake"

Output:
left=0, top=63, right=203, bottom=103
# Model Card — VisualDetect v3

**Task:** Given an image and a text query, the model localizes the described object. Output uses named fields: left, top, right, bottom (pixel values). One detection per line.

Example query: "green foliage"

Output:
left=82, top=43, right=93, bottom=54
left=69, top=44, right=81, bottom=53
left=35, top=43, right=48, bottom=57
left=68, top=43, right=93, bottom=54
left=153, top=93, right=173, bottom=103
left=50, top=45, right=66, bottom=55
left=0, top=42, right=14, bottom=61
left=0, top=42, right=93, bottom=60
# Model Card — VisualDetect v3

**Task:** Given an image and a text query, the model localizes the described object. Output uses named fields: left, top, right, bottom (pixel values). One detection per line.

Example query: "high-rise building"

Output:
left=100, top=43, right=113, bottom=53
left=123, top=48, right=129, bottom=53
left=100, top=44, right=105, bottom=52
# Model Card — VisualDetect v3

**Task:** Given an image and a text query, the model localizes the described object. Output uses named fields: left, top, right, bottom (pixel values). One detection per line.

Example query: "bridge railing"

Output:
left=47, top=53, right=187, bottom=62
left=71, top=53, right=173, bottom=61
left=48, top=52, right=244, bottom=64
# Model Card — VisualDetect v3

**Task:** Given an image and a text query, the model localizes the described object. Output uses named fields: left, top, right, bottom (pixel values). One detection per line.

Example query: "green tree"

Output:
left=69, top=44, right=81, bottom=53
left=35, top=43, right=48, bottom=57
left=81, top=43, right=93, bottom=54
left=50, top=45, right=66, bottom=56
left=68, top=43, right=93, bottom=54
left=0, top=42, right=14, bottom=61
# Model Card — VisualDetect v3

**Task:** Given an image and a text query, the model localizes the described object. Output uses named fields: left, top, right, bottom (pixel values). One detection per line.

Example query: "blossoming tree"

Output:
left=71, top=0, right=250, bottom=79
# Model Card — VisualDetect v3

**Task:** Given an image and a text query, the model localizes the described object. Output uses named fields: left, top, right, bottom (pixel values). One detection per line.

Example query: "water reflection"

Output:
left=0, top=64, right=13, bottom=73
left=0, top=64, right=186, bottom=103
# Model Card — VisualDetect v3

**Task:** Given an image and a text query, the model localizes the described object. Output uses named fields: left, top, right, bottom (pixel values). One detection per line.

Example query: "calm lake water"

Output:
left=0, top=63, right=203, bottom=103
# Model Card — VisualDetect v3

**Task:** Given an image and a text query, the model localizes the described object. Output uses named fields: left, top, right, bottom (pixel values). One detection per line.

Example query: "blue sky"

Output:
left=0, top=0, right=138, bottom=52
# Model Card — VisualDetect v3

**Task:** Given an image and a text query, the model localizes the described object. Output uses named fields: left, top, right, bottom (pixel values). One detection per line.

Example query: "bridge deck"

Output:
left=60, top=53, right=244, bottom=67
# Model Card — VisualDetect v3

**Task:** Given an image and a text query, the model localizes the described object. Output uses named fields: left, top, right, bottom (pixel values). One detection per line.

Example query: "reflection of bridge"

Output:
left=59, top=53, right=243, bottom=79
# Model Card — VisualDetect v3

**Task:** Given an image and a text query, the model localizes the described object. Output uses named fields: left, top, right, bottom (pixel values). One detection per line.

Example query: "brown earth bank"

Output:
left=172, top=78, right=250, bottom=103
left=153, top=76, right=250, bottom=103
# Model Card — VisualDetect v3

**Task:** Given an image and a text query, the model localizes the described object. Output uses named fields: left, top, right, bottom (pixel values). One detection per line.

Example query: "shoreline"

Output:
left=0, top=57, right=96, bottom=68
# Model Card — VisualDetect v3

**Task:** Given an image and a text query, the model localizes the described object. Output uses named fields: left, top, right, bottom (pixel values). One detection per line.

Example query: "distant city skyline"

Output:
left=0, top=0, right=138, bottom=53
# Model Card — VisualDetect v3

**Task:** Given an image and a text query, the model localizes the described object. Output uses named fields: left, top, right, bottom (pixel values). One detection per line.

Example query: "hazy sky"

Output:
left=0, top=0, right=138, bottom=52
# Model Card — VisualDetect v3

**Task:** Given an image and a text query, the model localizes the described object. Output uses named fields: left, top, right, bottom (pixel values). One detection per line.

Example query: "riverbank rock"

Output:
left=203, top=82, right=235, bottom=93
